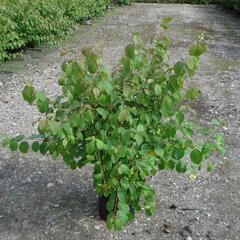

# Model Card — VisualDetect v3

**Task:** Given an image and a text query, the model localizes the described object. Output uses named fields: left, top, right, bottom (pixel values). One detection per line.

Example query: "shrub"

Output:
left=2, top=19, right=225, bottom=230
left=0, top=0, right=129, bottom=63
left=0, top=14, right=25, bottom=63
left=135, top=0, right=216, bottom=4
left=220, top=0, right=240, bottom=11
left=117, top=0, right=132, bottom=4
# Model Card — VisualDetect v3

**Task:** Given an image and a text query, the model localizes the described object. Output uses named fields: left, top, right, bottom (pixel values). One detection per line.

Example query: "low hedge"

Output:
left=135, top=0, right=240, bottom=11
left=0, top=0, right=128, bottom=63
left=135, top=0, right=216, bottom=3
left=220, top=0, right=240, bottom=11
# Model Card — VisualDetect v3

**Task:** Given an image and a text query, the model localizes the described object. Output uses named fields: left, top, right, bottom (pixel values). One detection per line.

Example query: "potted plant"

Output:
left=2, top=19, right=225, bottom=230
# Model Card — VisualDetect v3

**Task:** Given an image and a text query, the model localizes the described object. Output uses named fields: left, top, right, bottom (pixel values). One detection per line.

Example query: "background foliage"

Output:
left=220, top=0, right=240, bottom=11
left=135, top=0, right=216, bottom=3
left=135, top=0, right=240, bottom=11
left=0, top=0, right=128, bottom=63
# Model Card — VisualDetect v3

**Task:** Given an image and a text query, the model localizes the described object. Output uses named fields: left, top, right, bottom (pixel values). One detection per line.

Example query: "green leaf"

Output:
left=118, top=191, right=127, bottom=203
left=37, top=99, right=49, bottom=113
left=120, top=178, right=130, bottom=190
left=142, top=188, right=154, bottom=202
left=144, top=204, right=153, bottom=216
left=86, top=139, right=95, bottom=154
left=96, top=139, right=106, bottom=150
left=2, top=137, right=10, bottom=147
left=187, top=56, right=199, bottom=71
left=144, top=199, right=155, bottom=216
left=96, top=108, right=108, bottom=119
left=182, top=127, right=193, bottom=137
left=211, top=119, right=221, bottom=127
left=137, top=124, right=145, bottom=133
left=186, top=56, right=199, bottom=79
left=32, top=141, right=40, bottom=152
left=19, top=141, right=29, bottom=153
left=82, top=48, right=98, bottom=74
left=22, top=85, right=36, bottom=105
left=168, top=159, right=175, bottom=169
left=202, top=142, right=214, bottom=156
left=118, top=109, right=128, bottom=123
left=109, top=178, right=118, bottom=188
left=176, top=161, right=187, bottom=173
left=133, top=33, right=144, bottom=48
left=106, top=199, right=114, bottom=212
left=155, top=146, right=165, bottom=157
left=58, top=77, right=65, bottom=86
left=189, top=43, right=207, bottom=57
left=118, top=201, right=130, bottom=214
left=154, top=84, right=162, bottom=96
left=85, top=110, right=94, bottom=123
left=98, top=81, right=113, bottom=95
left=118, top=164, right=129, bottom=175
left=174, top=61, right=185, bottom=76
left=87, top=58, right=98, bottom=74
left=36, top=91, right=47, bottom=102
left=215, top=133, right=224, bottom=145
left=216, top=145, right=226, bottom=155
left=15, top=134, right=25, bottom=142
left=39, top=142, right=48, bottom=155
left=9, top=138, right=18, bottom=151
left=160, top=18, right=172, bottom=30
left=63, top=123, right=73, bottom=138
left=49, top=121, right=62, bottom=136
left=70, top=161, right=77, bottom=170
left=176, top=111, right=184, bottom=124
left=190, top=149, right=203, bottom=165
left=207, top=162, right=214, bottom=172
left=106, top=216, right=113, bottom=230
left=38, top=119, right=48, bottom=133
left=123, top=85, right=132, bottom=98
left=61, top=60, right=69, bottom=72
left=164, top=126, right=176, bottom=138
left=120, top=56, right=131, bottom=76
left=186, top=87, right=200, bottom=100
left=158, top=159, right=165, bottom=170
left=125, top=44, right=135, bottom=59
left=114, top=218, right=123, bottom=231
left=76, top=131, right=83, bottom=141
left=93, top=87, right=100, bottom=97
left=162, top=17, right=172, bottom=24
left=116, top=209, right=129, bottom=224
left=161, top=96, right=173, bottom=116
left=171, top=147, right=185, bottom=160
left=135, top=133, right=143, bottom=145
left=199, top=128, right=212, bottom=135
left=63, top=139, right=68, bottom=147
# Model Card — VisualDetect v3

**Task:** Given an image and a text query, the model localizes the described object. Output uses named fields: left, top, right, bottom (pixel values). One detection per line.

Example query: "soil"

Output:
left=0, top=3, right=240, bottom=240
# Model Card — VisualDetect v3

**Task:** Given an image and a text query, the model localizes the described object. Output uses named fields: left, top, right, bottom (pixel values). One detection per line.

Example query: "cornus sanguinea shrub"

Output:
left=2, top=19, right=225, bottom=230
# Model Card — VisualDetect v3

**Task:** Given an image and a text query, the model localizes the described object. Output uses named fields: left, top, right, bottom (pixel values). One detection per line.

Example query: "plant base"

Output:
left=98, top=195, right=135, bottom=221
left=98, top=196, right=109, bottom=221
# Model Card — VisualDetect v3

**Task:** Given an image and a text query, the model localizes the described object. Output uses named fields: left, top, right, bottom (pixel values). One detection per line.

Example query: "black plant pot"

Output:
left=98, top=196, right=109, bottom=221
left=98, top=195, right=135, bottom=221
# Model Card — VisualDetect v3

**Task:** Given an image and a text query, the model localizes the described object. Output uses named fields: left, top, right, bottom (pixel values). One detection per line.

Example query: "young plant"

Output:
left=2, top=19, right=224, bottom=230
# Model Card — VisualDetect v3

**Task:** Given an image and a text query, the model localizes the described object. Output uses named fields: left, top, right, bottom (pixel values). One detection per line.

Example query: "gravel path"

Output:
left=0, top=3, right=240, bottom=240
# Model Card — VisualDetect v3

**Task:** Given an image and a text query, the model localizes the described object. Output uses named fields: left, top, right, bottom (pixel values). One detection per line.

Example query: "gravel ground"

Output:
left=0, top=3, right=240, bottom=240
